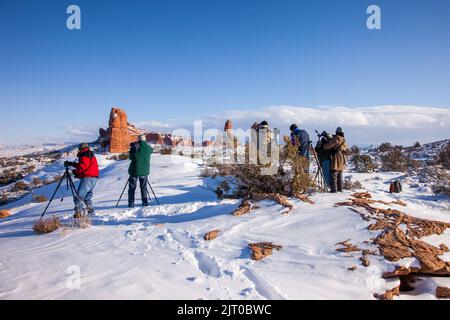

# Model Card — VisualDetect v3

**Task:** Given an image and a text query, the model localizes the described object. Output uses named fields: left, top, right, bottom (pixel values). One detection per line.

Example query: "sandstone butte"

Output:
left=99, top=107, right=142, bottom=153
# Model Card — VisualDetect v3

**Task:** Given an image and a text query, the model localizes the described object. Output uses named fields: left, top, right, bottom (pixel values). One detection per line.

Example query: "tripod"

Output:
left=40, top=167, right=82, bottom=219
left=309, top=145, right=329, bottom=193
left=116, top=177, right=160, bottom=207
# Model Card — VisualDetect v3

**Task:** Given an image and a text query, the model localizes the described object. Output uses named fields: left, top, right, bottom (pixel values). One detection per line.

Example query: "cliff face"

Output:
left=99, top=107, right=143, bottom=153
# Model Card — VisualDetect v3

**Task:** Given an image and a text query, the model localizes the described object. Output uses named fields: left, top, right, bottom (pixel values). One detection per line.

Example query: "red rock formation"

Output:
left=146, top=133, right=165, bottom=145
left=108, top=108, right=132, bottom=153
left=224, top=119, right=233, bottom=132
left=98, top=108, right=144, bottom=153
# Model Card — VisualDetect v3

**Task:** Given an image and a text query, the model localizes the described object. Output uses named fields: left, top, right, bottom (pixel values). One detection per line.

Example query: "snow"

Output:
left=0, top=144, right=69, bottom=157
left=0, top=154, right=449, bottom=299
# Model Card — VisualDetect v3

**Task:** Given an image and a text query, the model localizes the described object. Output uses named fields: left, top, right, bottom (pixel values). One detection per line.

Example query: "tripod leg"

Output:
left=147, top=180, right=160, bottom=205
left=116, top=179, right=129, bottom=208
left=40, top=171, right=68, bottom=219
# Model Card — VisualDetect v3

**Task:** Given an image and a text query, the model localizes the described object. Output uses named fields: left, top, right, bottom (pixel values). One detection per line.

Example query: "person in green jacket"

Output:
left=128, top=133, right=153, bottom=207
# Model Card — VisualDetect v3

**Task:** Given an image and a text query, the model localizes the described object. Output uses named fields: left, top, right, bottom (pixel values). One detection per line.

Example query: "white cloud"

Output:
left=62, top=125, right=98, bottom=141
left=168, top=105, right=450, bottom=146
left=136, top=120, right=173, bottom=131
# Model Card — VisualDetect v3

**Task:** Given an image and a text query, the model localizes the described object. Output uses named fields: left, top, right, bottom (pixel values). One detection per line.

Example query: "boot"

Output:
left=86, top=206, right=95, bottom=215
left=73, top=207, right=85, bottom=219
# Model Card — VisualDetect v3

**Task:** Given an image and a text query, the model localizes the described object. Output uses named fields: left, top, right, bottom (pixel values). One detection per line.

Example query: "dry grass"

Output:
left=33, top=216, right=61, bottom=234
left=0, top=209, right=11, bottom=219
left=32, top=194, right=48, bottom=203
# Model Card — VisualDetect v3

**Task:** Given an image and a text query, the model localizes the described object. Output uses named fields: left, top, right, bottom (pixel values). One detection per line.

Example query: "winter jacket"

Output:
left=315, top=137, right=333, bottom=162
left=291, top=128, right=310, bottom=157
left=73, top=148, right=99, bottom=178
left=128, top=141, right=153, bottom=177
left=323, top=135, right=348, bottom=171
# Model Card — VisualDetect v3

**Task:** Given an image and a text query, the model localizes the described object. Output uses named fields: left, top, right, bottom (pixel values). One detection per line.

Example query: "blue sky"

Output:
left=1, top=0, right=449, bottom=145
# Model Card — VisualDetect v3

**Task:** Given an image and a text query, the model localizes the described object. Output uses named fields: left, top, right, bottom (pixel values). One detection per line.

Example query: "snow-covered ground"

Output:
left=0, top=154, right=449, bottom=299
left=0, top=144, right=70, bottom=157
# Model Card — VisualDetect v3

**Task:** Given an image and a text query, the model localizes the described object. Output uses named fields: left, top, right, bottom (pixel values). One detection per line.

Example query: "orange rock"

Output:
left=436, top=287, right=450, bottom=299
left=374, top=285, right=400, bottom=300
left=360, top=256, right=370, bottom=267
left=231, top=200, right=252, bottom=216
left=335, top=239, right=361, bottom=253
left=248, top=242, right=282, bottom=261
left=204, top=229, right=221, bottom=241
left=0, top=209, right=11, bottom=219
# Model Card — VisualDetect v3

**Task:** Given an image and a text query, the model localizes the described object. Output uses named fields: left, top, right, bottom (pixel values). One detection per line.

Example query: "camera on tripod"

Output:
left=64, top=161, right=74, bottom=168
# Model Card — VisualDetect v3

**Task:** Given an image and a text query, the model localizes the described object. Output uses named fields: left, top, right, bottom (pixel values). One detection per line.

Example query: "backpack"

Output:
left=389, top=180, right=402, bottom=193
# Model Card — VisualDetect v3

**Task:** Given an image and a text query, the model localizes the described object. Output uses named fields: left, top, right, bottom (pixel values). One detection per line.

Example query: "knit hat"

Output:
left=290, top=124, right=298, bottom=131
left=138, top=133, right=147, bottom=142
left=336, top=127, right=343, bottom=134
left=79, top=143, right=89, bottom=150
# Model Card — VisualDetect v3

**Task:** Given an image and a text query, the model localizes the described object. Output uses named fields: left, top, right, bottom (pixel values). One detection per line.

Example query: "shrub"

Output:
left=215, top=180, right=231, bottom=199
left=0, top=209, right=11, bottom=219
left=436, top=142, right=450, bottom=169
left=160, top=147, right=173, bottom=155
left=413, top=141, right=421, bottom=148
left=343, top=176, right=363, bottom=190
left=350, top=145, right=360, bottom=156
left=378, top=142, right=393, bottom=152
left=117, top=153, right=129, bottom=161
left=44, top=175, right=62, bottom=185
left=351, top=154, right=377, bottom=173
left=24, top=165, right=36, bottom=174
left=33, top=216, right=61, bottom=234
left=431, top=170, right=450, bottom=197
left=32, top=177, right=43, bottom=187
left=381, top=149, right=419, bottom=172
left=200, top=167, right=216, bottom=178
left=11, top=181, right=29, bottom=192
left=0, top=192, right=7, bottom=205
left=215, top=138, right=313, bottom=197
left=32, top=194, right=48, bottom=203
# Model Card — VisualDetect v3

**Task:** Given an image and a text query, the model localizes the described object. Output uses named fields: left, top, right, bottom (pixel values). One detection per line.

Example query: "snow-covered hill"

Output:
left=0, top=154, right=449, bottom=299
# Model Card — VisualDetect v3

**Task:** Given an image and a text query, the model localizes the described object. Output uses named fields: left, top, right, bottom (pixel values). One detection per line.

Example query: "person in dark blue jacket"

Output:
left=290, top=124, right=310, bottom=173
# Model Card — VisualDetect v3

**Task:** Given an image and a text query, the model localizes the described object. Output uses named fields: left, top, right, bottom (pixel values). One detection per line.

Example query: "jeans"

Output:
left=321, top=159, right=332, bottom=187
left=74, top=178, right=97, bottom=213
left=330, top=170, right=343, bottom=193
left=128, top=176, right=148, bottom=207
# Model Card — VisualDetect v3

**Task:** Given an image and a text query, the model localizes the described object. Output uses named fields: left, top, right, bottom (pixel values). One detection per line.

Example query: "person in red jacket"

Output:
left=65, top=143, right=99, bottom=217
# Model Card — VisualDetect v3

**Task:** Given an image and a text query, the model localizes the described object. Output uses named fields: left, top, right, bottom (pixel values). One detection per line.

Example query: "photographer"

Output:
left=314, top=131, right=332, bottom=187
left=64, top=143, right=99, bottom=217
left=289, top=124, right=310, bottom=173
left=128, top=133, right=153, bottom=208
left=323, top=127, right=348, bottom=193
